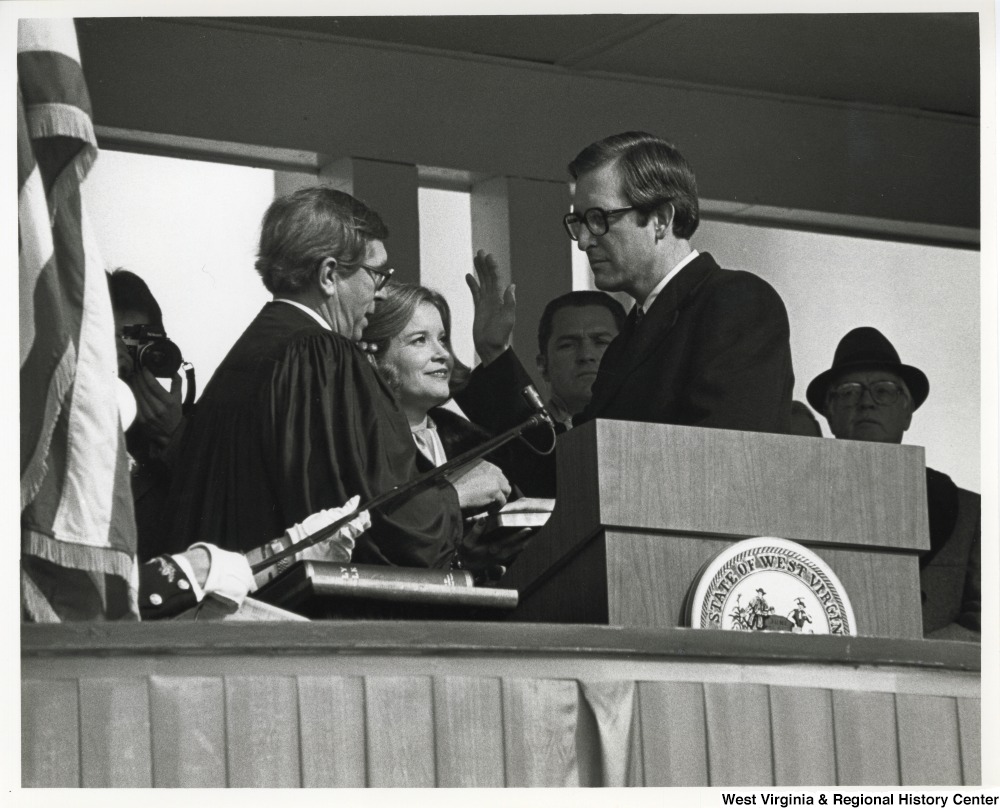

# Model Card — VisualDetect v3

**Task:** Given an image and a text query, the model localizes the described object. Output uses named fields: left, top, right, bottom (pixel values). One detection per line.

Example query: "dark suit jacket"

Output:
left=457, top=253, right=794, bottom=494
left=580, top=253, right=793, bottom=431
left=921, top=468, right=980, bottom=640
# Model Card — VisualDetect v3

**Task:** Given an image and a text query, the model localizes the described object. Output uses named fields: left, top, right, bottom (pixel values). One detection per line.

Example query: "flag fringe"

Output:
left=22, top=527, right=135, bottom=582
left=20, top=341, right=77, bottom=509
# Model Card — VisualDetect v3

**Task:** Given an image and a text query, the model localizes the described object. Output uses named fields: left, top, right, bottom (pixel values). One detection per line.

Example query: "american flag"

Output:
left=19, top=18, right=139, bottom=621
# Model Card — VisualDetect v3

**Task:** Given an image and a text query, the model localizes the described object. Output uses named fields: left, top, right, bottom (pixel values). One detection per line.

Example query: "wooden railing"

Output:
left=22, top=622, right=980, bottom=787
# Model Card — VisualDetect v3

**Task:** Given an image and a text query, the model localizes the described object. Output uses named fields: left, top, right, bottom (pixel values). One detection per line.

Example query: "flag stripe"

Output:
left=22, top=387, right=132, bottom=578
left=17, top=49, right=92, bottom=116
left=111, top=427, right=142, bottom=619
left=53, top=197, right=125, bottom=549
left=20, top=179, right=85, bottom=498
left=23, top=403, right=73, bottom=541
left=22, top=557, right=137, bottom=622
left=18, top=83, right=55, bottom=368
left=17, top=16, right=82, bottom=60
left=19, top=29, right=96, bottom=227
left=20, top=340, right=75, bottom=508
left=19, top=163, right=59, bottom=364
left=17, top=85, right=37, bottom=192
left=21, top=567, right=62, bottom=622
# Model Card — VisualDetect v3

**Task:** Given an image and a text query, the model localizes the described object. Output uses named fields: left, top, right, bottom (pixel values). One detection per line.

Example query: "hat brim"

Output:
left=806, top=361, right=929, bottom=413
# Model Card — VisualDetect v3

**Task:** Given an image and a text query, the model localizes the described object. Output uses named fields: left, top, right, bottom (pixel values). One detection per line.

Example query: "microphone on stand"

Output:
left=521, top=385, right=554, bottom=427
left=517, top=385, right=557, bottom=455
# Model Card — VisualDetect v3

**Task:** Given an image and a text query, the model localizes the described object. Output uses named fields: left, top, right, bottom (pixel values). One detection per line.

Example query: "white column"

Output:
left=471, top=176, right=572, bottom=386
left=320, top=157, right=421, bottom=286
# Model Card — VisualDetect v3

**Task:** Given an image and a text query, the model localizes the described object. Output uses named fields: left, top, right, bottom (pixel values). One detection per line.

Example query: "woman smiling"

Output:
left=362, top=283, right=480, bottom=468
left=362, top=283, right=534, bottom=575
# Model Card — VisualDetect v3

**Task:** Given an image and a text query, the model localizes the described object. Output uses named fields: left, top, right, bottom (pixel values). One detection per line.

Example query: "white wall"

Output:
left=695, top=221, right=980, bottom=492
left=85, top=150, right=274, bottom=388
left=418, top=188, right=476, bottom=370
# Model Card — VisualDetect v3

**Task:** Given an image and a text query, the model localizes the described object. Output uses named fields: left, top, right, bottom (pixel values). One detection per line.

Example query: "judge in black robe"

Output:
left=165, top=188, right=490, bottom=568
left=166, top=302, right=463, bottom=566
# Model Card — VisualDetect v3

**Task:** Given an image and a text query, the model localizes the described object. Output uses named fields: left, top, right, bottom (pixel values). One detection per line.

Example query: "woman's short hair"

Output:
left=107, top=268, right=164, bottom=330
left=255, top=187, right=389, bottom=295
left=568, top=131, right=700, bottom=240
left=361, top=282, right=470, bottom=393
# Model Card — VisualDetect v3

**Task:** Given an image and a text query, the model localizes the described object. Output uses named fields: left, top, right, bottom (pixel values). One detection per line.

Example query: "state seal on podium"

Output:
left=685, top=537, right=855, bottom=635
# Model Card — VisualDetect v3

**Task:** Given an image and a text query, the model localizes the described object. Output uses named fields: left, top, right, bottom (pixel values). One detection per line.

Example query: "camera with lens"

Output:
left=120, top=324, right=183, bottom=378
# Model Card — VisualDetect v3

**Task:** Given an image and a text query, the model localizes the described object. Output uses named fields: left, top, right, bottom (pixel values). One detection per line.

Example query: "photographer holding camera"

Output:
left=108, top=269, right=192, bottom=559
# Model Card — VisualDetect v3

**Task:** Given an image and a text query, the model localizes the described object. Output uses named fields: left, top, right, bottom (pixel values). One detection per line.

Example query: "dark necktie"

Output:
left=619, top=305, right=643, bottom=347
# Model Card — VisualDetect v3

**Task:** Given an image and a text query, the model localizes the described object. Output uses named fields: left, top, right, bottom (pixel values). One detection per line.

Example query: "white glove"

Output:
left=189, top=543, right=257, bottom=607
left=288, top=495, right=371, bottom=563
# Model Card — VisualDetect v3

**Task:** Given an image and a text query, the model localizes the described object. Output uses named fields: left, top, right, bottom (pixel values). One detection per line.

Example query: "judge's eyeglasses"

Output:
left=360, top=263, right=394, bottom=292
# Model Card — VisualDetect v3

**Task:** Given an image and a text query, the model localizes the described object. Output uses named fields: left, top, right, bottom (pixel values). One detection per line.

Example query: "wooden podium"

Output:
left=501, top=419, right=930, bottom=639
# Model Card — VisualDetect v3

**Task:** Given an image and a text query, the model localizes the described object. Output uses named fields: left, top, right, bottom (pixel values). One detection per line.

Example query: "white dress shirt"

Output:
left=634, top=249, right=699, bottom=318
left=274, top=298, right=331, bottom=330
left=411, top=415, right=448, bottom=467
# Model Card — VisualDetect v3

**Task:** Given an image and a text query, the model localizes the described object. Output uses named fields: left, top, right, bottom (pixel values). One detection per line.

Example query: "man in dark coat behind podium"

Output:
left=457, top=132, right=794, bottom=475
left=807, top=326, right=980, bottom=641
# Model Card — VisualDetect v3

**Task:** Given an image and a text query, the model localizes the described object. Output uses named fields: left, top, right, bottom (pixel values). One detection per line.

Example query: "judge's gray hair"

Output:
left=255, top=187, right=388, bottom=295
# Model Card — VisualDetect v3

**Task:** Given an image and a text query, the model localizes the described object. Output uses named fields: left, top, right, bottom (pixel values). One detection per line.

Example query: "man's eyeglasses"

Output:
left=360, top=263, right=394, bottom=292
left=563, top=206, right=639, bottom=241
left=827, top=380, right=906, bottom=409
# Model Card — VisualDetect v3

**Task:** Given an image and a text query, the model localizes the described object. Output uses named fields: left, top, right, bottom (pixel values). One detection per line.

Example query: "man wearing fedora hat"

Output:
left=807, top=326, right=980, bottom=641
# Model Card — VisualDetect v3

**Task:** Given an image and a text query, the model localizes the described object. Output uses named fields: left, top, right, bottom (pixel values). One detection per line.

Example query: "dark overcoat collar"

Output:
left=586, top=252, right=719, bottom=415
